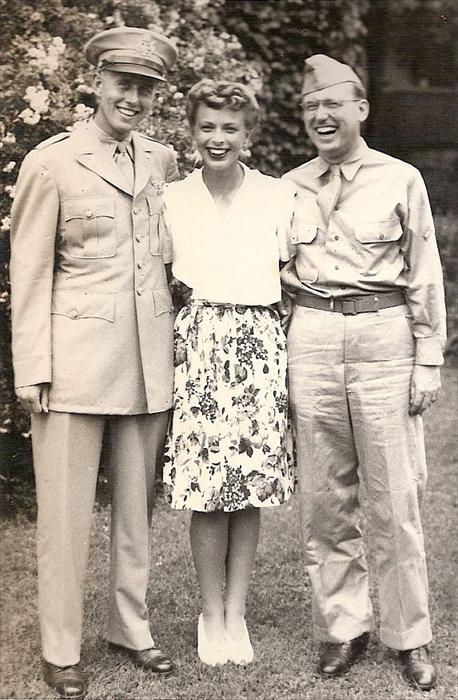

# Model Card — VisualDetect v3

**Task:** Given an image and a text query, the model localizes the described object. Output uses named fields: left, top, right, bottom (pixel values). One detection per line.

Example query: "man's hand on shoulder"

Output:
left=409, top=365, right=441, bottom=416
left=16, top=384, right=49, bottom=414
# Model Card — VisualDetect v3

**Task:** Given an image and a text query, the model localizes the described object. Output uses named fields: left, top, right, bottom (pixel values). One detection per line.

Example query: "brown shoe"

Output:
left=399, top=646, right=438, bottom=691
left=43, top=661, right=86, bottom=698
left=109, top=642, right=174, bottom=675
left=319, top=632, right=369, bottom=676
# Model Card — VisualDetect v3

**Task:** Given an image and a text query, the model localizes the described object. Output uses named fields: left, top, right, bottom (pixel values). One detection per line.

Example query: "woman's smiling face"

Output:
left=192, top=105, right=249, bottom=172
left=94, top=70, right=156, bottom=140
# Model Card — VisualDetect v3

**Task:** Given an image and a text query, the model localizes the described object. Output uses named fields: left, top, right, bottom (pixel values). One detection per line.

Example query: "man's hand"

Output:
left=409, top=365, right=441, bottom=416
left=276, top=295, right=294, bottom=332
left=16, top=383, right=49, bottom=414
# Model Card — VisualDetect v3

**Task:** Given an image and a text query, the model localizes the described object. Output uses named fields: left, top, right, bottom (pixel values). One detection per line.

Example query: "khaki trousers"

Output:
left=31, top=410, right=169, bottom=666
left=287, top=304, right=432, bottom=650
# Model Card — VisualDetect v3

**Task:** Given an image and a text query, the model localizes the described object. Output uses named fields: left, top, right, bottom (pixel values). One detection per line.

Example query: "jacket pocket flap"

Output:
left=64, top=198, right=115, bottom=221
left=51, top=291, right=115, bottom=322
left=152, top=287, right=174, bottom=316
left=354, top=220, right=403, bottom=243
left=146, top=195, right=163, bottom=216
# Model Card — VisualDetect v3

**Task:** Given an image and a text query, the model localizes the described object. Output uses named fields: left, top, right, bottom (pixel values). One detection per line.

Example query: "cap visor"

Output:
left=102, top=63, right=166, bottom=82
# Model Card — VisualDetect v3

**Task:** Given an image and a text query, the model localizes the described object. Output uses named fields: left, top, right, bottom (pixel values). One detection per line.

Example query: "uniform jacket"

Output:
left=10, top=120, right=178, bottom=414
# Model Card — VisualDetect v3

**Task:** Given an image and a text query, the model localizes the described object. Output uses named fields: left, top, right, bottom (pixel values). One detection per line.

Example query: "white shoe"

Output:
left=226, top=619, right=254, bottom=665
left=197, top=614, right=228, bottom=666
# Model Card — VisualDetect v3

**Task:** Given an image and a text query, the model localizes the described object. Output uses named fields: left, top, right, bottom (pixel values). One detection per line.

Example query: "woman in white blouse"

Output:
left=162, top=79, right=296, bottom=666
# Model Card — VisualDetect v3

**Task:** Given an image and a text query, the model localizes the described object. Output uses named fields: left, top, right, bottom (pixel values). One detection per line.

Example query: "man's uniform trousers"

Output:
left=287, top=303, right=432, bottom=650
left=31, top=410, right=168, bottom=667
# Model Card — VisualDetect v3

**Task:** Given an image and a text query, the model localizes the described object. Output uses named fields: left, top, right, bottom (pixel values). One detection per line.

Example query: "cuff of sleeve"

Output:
left=415, top=336, right=444, bottom=366
left=14, top=356, right=52, bottom=389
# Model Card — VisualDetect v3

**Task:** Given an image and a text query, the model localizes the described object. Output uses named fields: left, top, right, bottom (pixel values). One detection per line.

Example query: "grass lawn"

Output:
left=1, top=367, right=457, bottom=700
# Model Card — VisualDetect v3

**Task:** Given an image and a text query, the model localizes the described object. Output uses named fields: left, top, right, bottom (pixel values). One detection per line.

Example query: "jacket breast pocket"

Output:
left=146, top=195, right=165, bottom=256
left=62, top=198, right=116, bottom=258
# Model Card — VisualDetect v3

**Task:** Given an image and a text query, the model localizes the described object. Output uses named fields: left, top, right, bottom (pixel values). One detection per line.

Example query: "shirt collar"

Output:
left=88, top=118, right=134, bottom=157
left=313, top=137, right=369, bottom=181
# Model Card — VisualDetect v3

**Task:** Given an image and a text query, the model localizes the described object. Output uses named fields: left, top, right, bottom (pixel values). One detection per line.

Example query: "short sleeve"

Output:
left=162, top=183, right=194, bottom=288
left=276, top=179, right=297, bottom=262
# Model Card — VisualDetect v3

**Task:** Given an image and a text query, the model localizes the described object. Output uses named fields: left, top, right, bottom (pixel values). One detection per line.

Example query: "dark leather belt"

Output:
left=295, top=290, right=405, bottom=315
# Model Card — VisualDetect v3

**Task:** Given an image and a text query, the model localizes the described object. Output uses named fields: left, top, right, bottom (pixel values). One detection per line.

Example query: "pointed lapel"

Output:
left=132, top=132, right=155, bottom=198
left=73, top=126, right=133, bottom=196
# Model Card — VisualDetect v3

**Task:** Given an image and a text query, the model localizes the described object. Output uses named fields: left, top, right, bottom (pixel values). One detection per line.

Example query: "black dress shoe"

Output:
left=43, top=661, right=86, bottom=698
left=108, top=642, right=174, bottom=675
left=319, top=632, right=369, bottom=676
left=399, top=646, right=438, bottom=691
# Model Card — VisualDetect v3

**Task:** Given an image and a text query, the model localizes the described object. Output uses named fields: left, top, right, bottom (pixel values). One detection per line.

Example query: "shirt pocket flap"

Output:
left=64, top=198, right=115, bottom=222
left=51, top=291, right=115, bottom=322
left=354, top=220, right=403, bottom=244
left=291, top=224, right=319, bottom=245
left=152, top=287, right=174, bottom=316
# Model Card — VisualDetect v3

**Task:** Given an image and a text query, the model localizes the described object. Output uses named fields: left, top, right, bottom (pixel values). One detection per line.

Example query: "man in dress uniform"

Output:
left=281, top=55, right=446, bottom=691
left=10, top=27, right=178, bottom=698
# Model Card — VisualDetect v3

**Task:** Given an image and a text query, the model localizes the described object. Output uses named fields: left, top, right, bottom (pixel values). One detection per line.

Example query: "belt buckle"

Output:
left=341, top=299, right=358, bottom=315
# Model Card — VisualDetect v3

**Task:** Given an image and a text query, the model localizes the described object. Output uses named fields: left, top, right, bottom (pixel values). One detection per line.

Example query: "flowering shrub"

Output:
left=0, top=0, right=257, bottom=434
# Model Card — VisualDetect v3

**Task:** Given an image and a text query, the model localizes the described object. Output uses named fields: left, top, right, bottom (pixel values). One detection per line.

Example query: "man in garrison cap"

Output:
left=10, top=27, right=179, bottom=698
left=280, top=54, right=446, bottom=690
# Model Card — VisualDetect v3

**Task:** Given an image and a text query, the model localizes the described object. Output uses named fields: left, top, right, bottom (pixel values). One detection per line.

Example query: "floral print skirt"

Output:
left=163, top=301, right=294, bottom=512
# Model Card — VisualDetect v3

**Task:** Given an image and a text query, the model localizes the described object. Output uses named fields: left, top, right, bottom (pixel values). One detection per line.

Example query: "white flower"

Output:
left=4, top=185, right=16, bottom=199
left=19, top=108, right=41, bottom=125
left=2, top=161, right=16, bottom=173
left=1, top=216, right=11, bottom=231
left=73, top=103, right=94, bottom=121
left=24, top=85, right=50, bottom=114
left=28, top=38, right=65, bottom=72
left=4, top=132, right=16, bottom=144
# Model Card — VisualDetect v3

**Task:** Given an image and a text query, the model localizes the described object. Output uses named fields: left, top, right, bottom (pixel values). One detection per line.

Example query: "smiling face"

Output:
left=302, top=82, right=369, bottom=163
left=93, top=70, right=157, bottom=140
left=192, top=105, right=249, bottom=173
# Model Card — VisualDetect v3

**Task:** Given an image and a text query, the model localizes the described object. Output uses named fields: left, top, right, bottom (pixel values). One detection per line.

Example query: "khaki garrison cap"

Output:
left=84, top=27, right=178, bottom=82
left=302, top=54, right=363, bottom=97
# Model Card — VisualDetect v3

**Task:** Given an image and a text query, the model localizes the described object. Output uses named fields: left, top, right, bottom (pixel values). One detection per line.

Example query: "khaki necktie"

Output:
left=317, top=164, right=342, bottom=225
left=114, top=142, right=135, bottom=191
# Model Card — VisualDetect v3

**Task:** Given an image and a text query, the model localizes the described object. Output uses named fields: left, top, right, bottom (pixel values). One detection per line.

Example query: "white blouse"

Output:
left=163, top=164, right=296, bottom=305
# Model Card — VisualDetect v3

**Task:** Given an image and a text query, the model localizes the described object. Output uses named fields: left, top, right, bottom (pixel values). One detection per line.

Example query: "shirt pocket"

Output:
left=146, top=194, right=166, bottom=256
left=354, top=219, right=403, bottom=244
left=61, top=198, right=116, bottom=258
left=51, top=290, right=115, bottom=322
left=354, top=219, right=403, bottom=277
left=291, top=223, right=319, bottom=246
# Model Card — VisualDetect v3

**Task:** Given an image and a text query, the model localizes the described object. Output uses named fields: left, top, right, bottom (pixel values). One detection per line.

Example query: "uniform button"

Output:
left=85, top=209, right=93, bottom=218
left=334, top=204, right=339, bottom=210
left=69, top=308, right=79, bottom=319
left=380, top=233, right=385, bottom=240
left=133, top=207, right=139, bottom=215
left=137, top=262, right=144, bottom=269
left=334, top=235, right=339, bottom=240
left=335, top=265, right=339, bottom=270
left=135, top=233, right=142, bottom=242
left=136, top=287, right=143, bottom=296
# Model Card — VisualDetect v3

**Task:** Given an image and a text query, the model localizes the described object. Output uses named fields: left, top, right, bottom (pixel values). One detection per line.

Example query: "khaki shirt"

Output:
left=282, top=139, right=446, bottom=365
left=10, top=120, right=178, bottom=413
